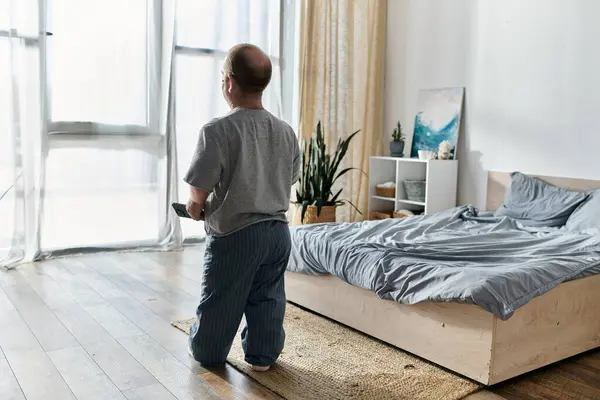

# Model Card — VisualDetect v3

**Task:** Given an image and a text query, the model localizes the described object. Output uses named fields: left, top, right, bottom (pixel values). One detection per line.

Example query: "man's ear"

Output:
left=226, top=77, right=235, bottom=94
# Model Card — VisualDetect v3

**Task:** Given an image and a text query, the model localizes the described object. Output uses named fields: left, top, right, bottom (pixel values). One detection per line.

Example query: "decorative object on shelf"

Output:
left=410, top=87, right=464, bottom=160
left=375, top=182, right=396, bottom=198
left=417, top=150, right=437, bottom=160
left=393, top=209, right=414, bottom=218
left=369, top=211, right=393, bottom=220
left=437, top=140, right=454, bottom=160
left=403, top=180, right=426, bottom=202
left=294, top=121, right=363, bottom=225
left=390, top=121, right=406, bottom=157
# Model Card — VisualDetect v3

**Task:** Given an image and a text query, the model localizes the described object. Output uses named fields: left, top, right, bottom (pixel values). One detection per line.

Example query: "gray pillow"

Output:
left=565, top=190, right=600, bottom=233
left=494, top=172, right=588, bottom=227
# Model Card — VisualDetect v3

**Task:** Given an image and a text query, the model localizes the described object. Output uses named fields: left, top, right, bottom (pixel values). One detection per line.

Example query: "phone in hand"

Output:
left=172, top=202, right=192, bottom=219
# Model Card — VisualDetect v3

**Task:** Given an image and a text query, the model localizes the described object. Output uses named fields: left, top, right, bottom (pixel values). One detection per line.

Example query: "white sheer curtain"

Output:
left=0, top=0, right=42, bottom=266
left=1, top=0, right=179, bottom=269
left=40, top=0, right=179, bottom=253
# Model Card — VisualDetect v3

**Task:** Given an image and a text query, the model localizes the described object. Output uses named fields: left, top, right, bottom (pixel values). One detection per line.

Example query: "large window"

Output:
left=1, top=0, right=295, bottom=253
left=38, top=0, right=164, bottom=250
left=48, top=0, right=149, bottom=128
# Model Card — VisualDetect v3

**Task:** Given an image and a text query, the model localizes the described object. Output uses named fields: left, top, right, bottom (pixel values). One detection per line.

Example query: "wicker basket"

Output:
left=375, top=185, right=396, bottom=198
left=292, top=205, right=337, bottom=225
left=369, top=211, right=392, bottom=220
left=403, top=180, right=426, bottom=202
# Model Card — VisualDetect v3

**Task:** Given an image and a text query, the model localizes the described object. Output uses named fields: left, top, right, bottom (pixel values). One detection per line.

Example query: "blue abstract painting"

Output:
left=410, top=87, right=464, bottom=159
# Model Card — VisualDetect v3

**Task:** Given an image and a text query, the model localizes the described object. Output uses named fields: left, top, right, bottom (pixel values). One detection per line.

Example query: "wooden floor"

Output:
left=1, top=246, right=599, bottom=400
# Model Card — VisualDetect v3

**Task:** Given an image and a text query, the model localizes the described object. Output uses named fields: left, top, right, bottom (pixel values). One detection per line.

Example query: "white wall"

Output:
left=385, top=0, right=600, bottom=209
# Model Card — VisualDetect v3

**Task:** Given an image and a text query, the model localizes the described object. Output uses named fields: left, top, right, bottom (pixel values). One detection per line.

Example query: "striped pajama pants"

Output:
left=188, top=220, right=291, bottom=367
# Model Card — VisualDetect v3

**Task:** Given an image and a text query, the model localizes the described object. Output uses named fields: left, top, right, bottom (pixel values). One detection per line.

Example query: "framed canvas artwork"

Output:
left=410, top=87, right=464, bottom=159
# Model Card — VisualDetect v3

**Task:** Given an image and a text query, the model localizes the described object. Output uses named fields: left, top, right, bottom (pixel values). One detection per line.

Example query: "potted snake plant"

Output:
left=293, top=121, right=363, bottom=225
left=390, top=121, right=405, bottom=157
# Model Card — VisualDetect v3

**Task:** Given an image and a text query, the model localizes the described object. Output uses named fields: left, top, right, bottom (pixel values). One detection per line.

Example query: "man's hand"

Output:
left=186, top=199, right=204, bottom=221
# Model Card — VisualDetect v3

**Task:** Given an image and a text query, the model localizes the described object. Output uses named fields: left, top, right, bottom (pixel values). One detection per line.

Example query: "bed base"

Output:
left=285, top=271, right=600, bottom=385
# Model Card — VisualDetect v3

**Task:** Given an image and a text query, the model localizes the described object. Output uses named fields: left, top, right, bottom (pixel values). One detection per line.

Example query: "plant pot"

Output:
left=390, top=141, right=405, bottom=157
left=292, top=205, right=337, bottom=225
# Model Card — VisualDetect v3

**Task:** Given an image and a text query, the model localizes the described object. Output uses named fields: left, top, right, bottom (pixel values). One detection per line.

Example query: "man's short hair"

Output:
left=224, top=44, right=272, bottom=93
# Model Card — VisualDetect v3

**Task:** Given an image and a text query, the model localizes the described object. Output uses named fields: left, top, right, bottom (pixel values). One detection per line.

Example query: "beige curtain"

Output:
left=297, top=0, right=387, bottom=222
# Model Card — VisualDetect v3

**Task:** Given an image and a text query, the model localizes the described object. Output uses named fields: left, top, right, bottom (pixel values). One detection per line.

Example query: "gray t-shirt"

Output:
left=184, top=108, right=300, bottom=236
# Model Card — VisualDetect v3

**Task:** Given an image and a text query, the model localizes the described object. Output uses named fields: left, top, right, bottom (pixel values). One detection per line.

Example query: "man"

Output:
left=184, top=43, right=300, bottom=371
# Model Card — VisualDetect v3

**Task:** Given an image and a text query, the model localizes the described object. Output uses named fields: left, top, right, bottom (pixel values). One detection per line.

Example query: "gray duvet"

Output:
left=287, top=205, right=600, bottom=320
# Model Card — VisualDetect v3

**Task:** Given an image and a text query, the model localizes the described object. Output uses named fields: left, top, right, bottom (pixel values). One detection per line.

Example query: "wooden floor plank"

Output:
left=17, top=261, right=160, bottom=392
left=81, top=256, right=196, bottom=321
left=0, top=358, right=26, bottom=400
left=149, top=246, right=205, bottom=268
left=48, top=257, right=213, bottom=381
left=51, top=302, right=158, bottom=392
left=22, top=261, right=171, bottom=392
left=99, top=293, right=206, bottom=375
left=57, top=257, right=127, bottom=298
left=84, top=339, right=159, bottom=392
left=122, top=383, right=178, bottom=400
left=117, top=334, right=222, bottom=400
left=114, top=254, right=198, bottom=305
left=201, top=365, right=283, bottom=400
left=0, top=310, right=75, bottom=400
left=464, top=391, right=506, bottom=400
left=38, top=260, right=148, bottom=339
left=0, top=284, right=16, bottom=312
left=50, top=301, right=116, bottom=345
left=21, top=260, right=145, bottom=340
left=141, top=252, right=204, bottom=286
left=41, top=259, right=123, bottom=308
left=83, top=302, right=147, bottom=339
left=53, top=257, right=183, bottom=322
left=0, top=310, right=42, bottom=353
left=132, top=253, right=203, bottom=292
left=493, top=380, right=579, bottom=400
left=9, top=349, right=77, bottom=400
left=45, top=257, right=206, bottom=377
left=556, top=362, right=600, bottom=393
left=491, top=355, right=600, bottom=400
left=0, top=269, right=78, bottom=352
left=572, top=351, right=600, bottom=372
left=48, top=346, right=126, bottom=400
left=17, top=263, right=82, bottom=309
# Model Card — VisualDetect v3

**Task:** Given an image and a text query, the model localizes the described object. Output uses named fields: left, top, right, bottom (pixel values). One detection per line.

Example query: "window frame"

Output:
left=42, top=0, right=160, bottom=136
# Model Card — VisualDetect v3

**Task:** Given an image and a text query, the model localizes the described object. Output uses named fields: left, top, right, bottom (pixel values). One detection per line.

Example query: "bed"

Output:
left=284, top=171, right=600, bottom=385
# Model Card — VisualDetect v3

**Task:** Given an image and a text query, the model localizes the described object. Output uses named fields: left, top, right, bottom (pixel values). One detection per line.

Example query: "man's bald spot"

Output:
left=224, top=44, right=272, bottom=93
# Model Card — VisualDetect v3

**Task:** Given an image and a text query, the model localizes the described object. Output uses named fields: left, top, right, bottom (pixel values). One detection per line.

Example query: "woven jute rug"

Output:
left=171, top=303, right=482, bottom=400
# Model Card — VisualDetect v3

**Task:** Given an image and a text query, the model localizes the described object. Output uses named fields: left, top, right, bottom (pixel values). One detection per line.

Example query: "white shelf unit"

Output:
left=368, top=156, right=458, bottom=217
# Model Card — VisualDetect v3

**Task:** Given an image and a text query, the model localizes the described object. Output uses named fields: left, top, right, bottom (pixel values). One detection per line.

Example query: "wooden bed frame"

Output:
left=284, top=171, right=600, bottom=385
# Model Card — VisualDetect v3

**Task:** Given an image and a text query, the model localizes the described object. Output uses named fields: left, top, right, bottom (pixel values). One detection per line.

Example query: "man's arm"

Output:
left=292, top=136, right=301, bottom=184
left=186, top=187, right=209, bottom=221
left=183, top=126, right=224, bottom=221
